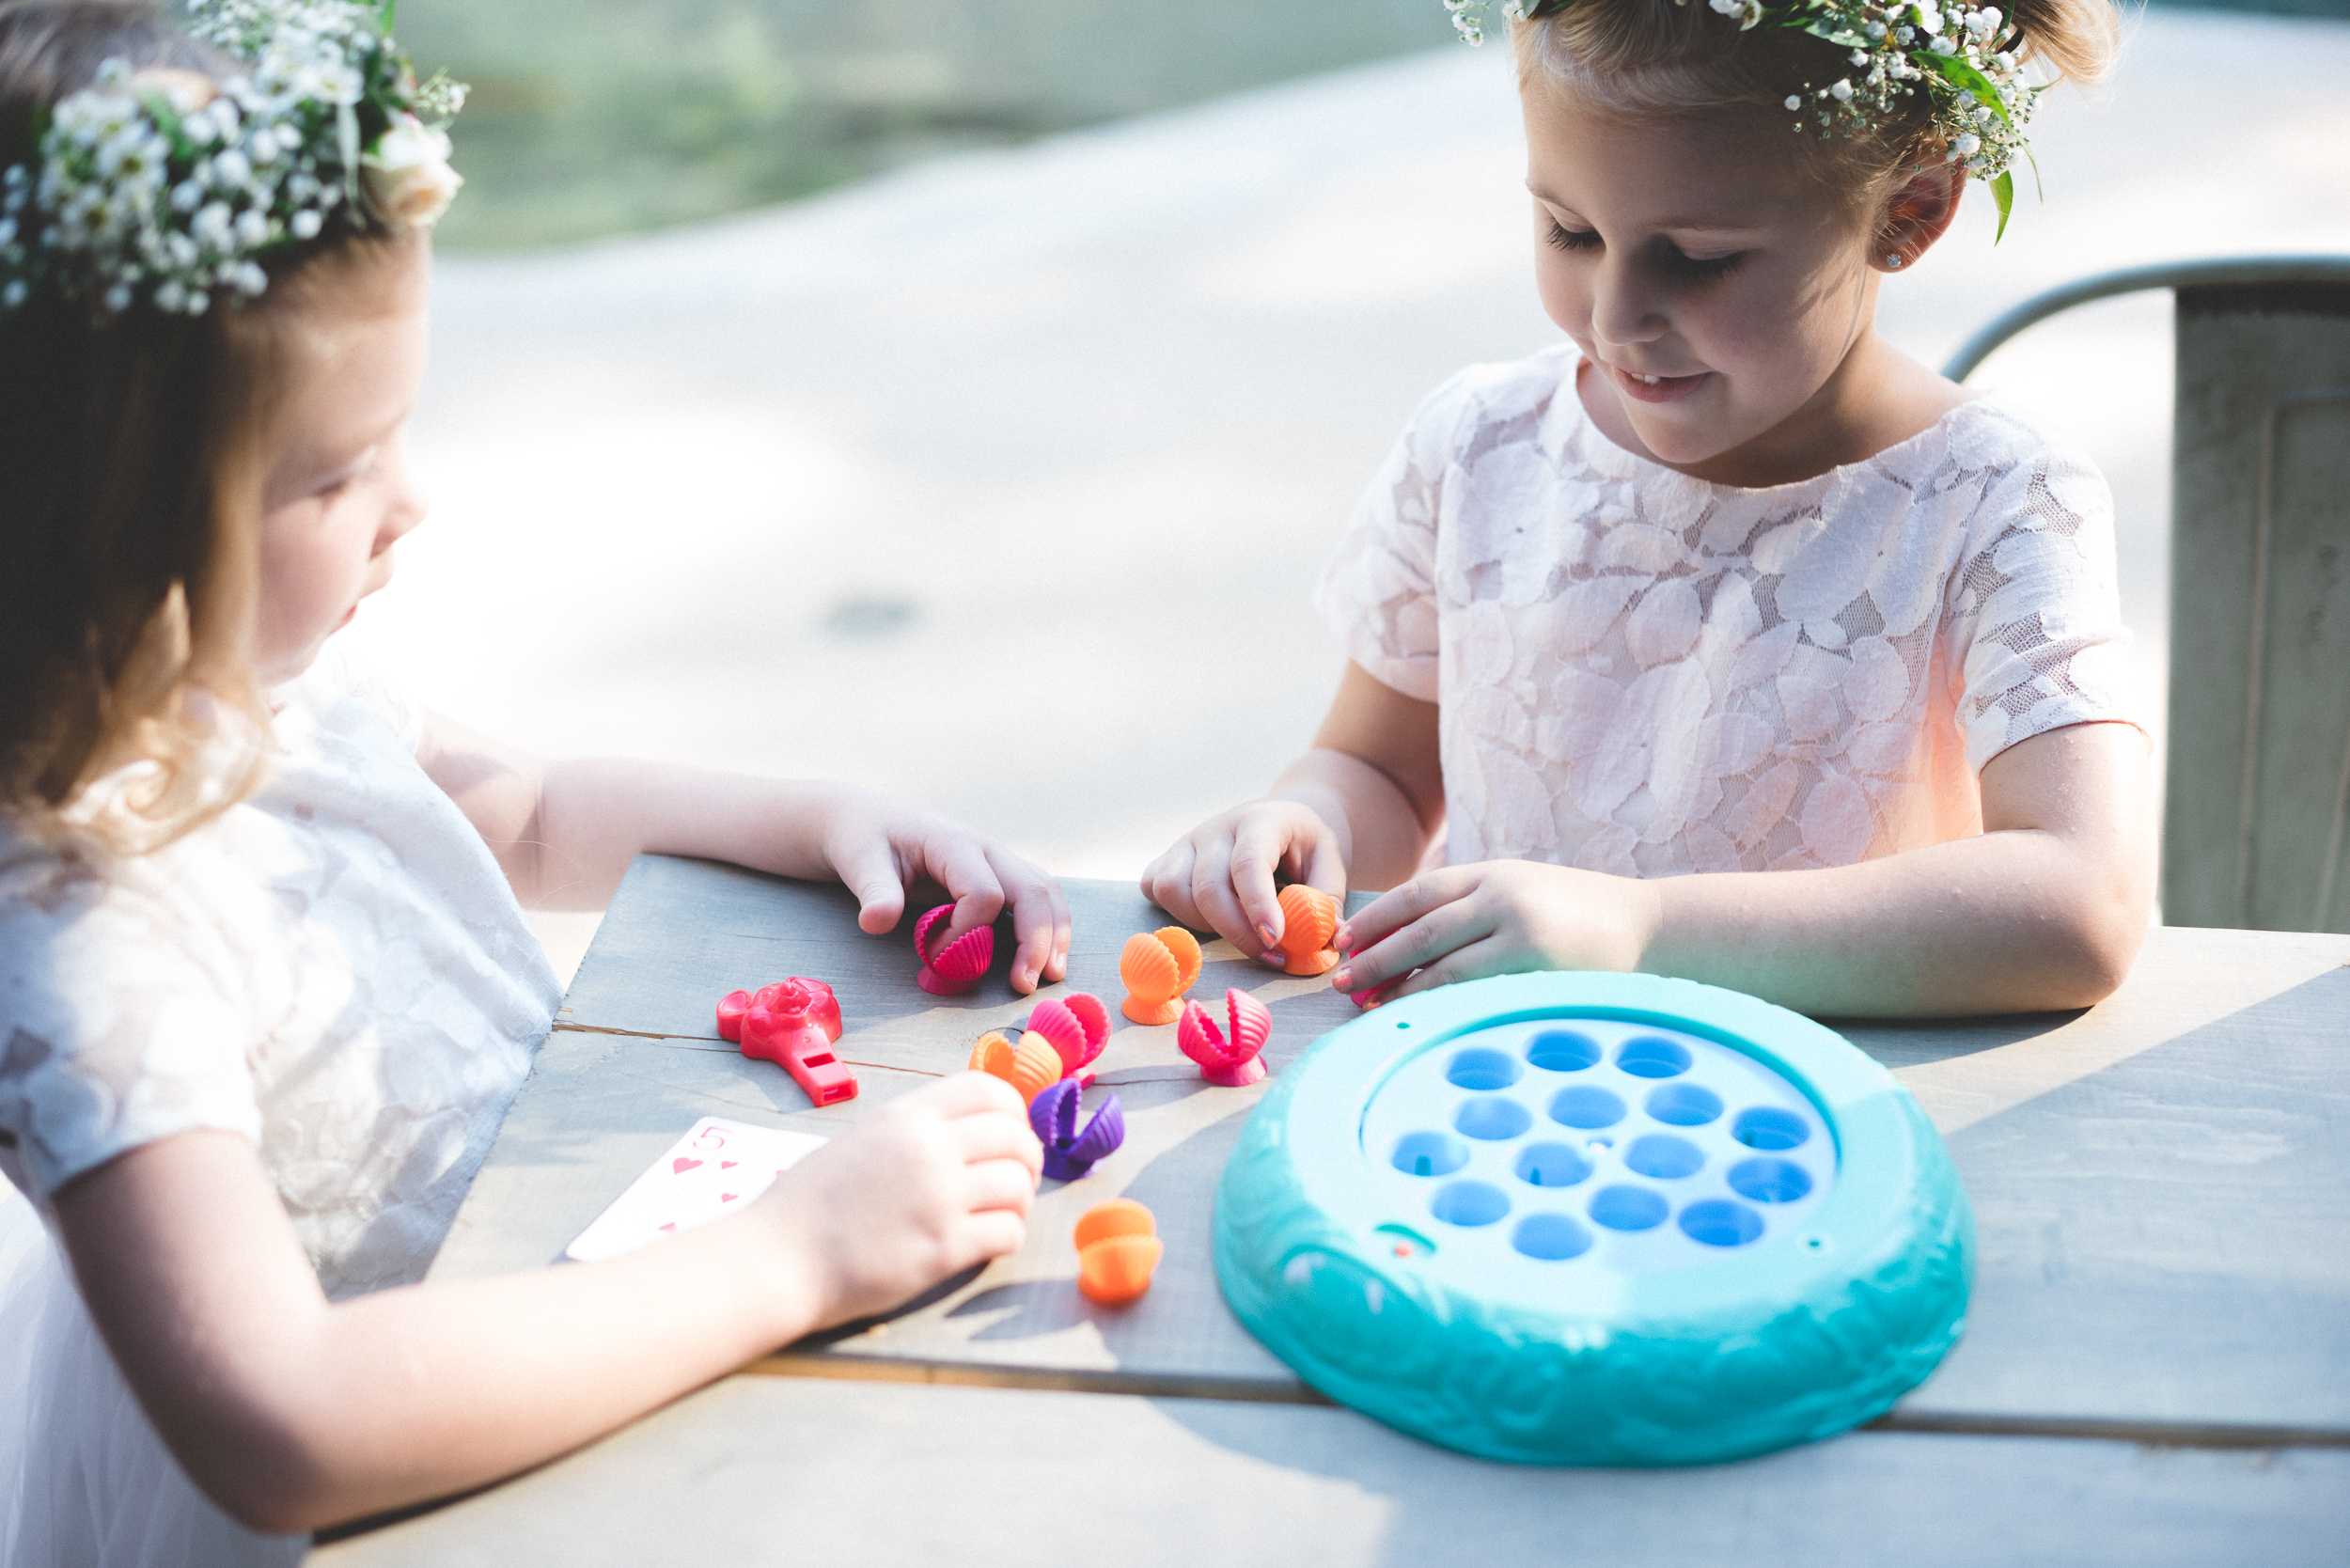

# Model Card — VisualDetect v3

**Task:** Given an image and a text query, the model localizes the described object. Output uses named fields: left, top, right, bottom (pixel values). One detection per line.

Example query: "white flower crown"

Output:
left=1449, top=0, right=2036, bottom=237
left=0, top=0, right=464, bottom=320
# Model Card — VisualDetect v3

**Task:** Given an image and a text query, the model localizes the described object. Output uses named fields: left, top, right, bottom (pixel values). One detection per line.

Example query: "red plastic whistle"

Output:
left=719, top=979, right=856, bottom=1106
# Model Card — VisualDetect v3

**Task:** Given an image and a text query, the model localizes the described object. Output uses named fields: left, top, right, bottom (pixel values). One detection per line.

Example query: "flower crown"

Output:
left=0, top=0, right=464, bottom=320
left=1449, top=0, right=2034, bottom=237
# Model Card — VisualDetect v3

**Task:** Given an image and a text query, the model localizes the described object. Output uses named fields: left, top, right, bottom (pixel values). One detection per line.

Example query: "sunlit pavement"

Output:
left=351, top=10, right=2350, bottom=982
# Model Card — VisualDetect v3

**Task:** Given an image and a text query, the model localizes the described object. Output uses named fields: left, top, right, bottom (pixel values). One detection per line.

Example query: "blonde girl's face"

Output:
left=1523, top=82, right=1888, bottom=481
left=251, top=238, right=432, bottom=688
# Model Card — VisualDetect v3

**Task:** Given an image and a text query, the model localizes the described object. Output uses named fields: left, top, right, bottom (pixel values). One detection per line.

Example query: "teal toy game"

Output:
left=1214, top=971, right=1970, bottom=1466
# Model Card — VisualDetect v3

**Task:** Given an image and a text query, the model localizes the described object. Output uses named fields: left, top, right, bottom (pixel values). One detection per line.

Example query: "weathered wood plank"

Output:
left=310, top=1376, right=2350, bottom=1568
left=439, top=856, right=2350, bottom=1432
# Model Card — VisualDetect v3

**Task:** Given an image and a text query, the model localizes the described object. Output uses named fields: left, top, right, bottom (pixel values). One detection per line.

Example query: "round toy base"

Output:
left=916, top=967, right=978, bottom=996
left=1281, top=950, right=1340, bottom=978
left=1201, top=1056, right=1268, bottom=1089
left=1122, top=997, right=1183, bottom=1025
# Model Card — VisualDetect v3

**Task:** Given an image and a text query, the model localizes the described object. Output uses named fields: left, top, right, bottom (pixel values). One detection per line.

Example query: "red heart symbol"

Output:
left=721, top=1192, right=740, bottom=1204
left=721, top=1160, right=738, bottom=1169
left=672, top=1157, right=703, bottom=1175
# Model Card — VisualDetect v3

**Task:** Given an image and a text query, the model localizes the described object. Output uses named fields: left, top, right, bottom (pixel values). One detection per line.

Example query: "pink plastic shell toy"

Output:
left=1028, top=1078, right=1126, bottom=1181
left=1178, top=988, right=1272, bottom=1088
left=914, top=903, right=995, bottom=996
left=1025, top=992, right=1111, bottom=1087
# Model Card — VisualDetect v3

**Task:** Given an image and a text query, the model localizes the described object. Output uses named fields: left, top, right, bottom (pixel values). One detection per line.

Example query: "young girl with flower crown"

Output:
left=1146, top=0, right=2154, bottom=1016
left=0, top=4, right=1065, bottom=1562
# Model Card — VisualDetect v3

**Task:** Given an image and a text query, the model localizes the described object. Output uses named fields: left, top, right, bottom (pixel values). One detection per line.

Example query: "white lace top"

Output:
left=1315, top=345, right=2138, bottom=875
left=0, top=645, right=558, bottom=1299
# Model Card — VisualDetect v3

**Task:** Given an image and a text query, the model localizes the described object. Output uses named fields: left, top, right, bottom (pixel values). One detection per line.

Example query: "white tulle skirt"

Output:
left=0, top=1190, right=307, bottom=1568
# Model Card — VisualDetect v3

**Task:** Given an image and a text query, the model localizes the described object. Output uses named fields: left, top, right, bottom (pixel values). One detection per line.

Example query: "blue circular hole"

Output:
left=1526, top=1028, right=1602, bottom=1073
left=1390, top=1131, right=1469, bottom=1179
left=1547, top=1085, right=1625, bottom=1130
left=1732, top=1106, right=1811, bottom=1151
left=1512, top=1142, right=1591, bottom=1189
left=1430, top=1181, right=1511, bottom=1228
left=1624, top=1134, right=1704, bottom=1179
left=1645, top=1083, right=1723, bottom=1126
left=1512, top=1213, right=1593, bottom=1262
left=1679, top=1199, right=1764, bottom=1247
left=1617, top=1035, right=1693, bottom=1078
left=1454, top=1096, right=1532, bottom=1141
left=1588, top=1184, right=1668, bottom=1231
left=1728, top=1156, right=1813, bottom=1203
left=1446, top=1047, right=1522, bottom=1091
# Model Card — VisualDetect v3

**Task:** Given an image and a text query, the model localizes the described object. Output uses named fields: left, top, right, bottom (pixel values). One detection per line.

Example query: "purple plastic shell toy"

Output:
left=1028, top=1078, right=1126, bottom=1182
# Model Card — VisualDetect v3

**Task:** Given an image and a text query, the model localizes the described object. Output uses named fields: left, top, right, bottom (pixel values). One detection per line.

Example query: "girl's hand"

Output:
left=1329, top=861, right=1664, bottom=1005
left=1140, top=798, right=1347, bottom=964
left=748, top=1073, right=1042, bottom=1329
left=818, top=789, right=1072, bottom=993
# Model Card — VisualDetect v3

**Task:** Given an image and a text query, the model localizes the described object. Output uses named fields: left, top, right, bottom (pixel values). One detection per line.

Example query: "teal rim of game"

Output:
left=1213, top=971, right=1973, bottom=1466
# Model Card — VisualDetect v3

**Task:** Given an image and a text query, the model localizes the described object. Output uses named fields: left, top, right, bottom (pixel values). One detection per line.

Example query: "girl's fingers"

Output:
left=1185, top=839, right=1261, bottom=956
left=959, top=1154, right=1042, bottom=1216
left=1334, top=870, right=1467, bottom=957
left=923, top=1070, right=1028, bottom=1120
left=1378, top=934, right=1522, bottom=1002
left=938, top=1098, right=1043, bottom=1177
left=921, top=837, right=1007, bottom=940
left=950, top=1208, right=1027, bottom=1266
left=1331, top=889, right=1493, bottom=995
left=989, top=850, right=1070, bottom=994
left=833, top=838, right=911, bottom=936
left=1297, top=823, right=1349, bottom=903
left=1228, top=817, right=1296, bottom=958
left=1142, top=842, right=1206, bottom=931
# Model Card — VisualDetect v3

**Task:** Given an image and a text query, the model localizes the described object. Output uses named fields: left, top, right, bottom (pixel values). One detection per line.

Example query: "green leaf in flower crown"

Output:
left=1927, top=52, right=2013, bottom=129
left=1990, top=167, right=2013, bottom=243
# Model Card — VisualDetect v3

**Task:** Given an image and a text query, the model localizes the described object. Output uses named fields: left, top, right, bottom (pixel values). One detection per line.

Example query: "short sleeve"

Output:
left=0, top=848, right=264, bottom=1201
left=1312, top=374, right=1472, bottom=703
left=1943, top=420, right=2140, bottom=772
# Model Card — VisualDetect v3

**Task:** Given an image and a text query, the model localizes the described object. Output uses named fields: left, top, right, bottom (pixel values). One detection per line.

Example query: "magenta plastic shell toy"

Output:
left=1180, top=988, right=1272, bottom=1088
left=1026, top=993, right=1111, bottom=1087
left=914, top=903, right=995, bottom=996
left=1028, top=1078, right=1126, bottom=1181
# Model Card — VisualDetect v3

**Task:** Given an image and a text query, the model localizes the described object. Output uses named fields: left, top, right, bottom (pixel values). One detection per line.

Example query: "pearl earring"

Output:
left=1887, top=253, right=1904, bottom=268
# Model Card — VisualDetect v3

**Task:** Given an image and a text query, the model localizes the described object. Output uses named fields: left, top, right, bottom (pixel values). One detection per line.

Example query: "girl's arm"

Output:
left=53, top=1074, right=1041, bottom=1534
left=1332, top=720, right=2156, bottom=1016
left=1140, top=663, right=1444, bottom=960
left=415, top=712, right=1071, bottom=993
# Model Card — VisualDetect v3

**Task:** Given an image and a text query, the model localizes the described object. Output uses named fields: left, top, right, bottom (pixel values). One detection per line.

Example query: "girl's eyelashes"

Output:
left=1544, top=220, right=1747, bottom=282
left=1546, top=221, right=1601, bottom=253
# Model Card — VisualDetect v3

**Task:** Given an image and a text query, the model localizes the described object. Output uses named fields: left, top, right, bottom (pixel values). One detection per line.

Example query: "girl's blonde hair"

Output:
left=1516, top=0, right=2120, bottom=212
left=0, top=0, right=395, bottom=855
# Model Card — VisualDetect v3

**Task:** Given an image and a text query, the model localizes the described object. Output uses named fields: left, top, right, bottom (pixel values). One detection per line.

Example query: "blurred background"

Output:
left=344, top=0, right=2350, bottom=980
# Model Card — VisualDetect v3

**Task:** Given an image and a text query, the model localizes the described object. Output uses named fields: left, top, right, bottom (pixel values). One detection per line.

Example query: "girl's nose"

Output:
left=1589, top=255, right=1668, bottom=350
left=378, top=457, right=430, bottom=552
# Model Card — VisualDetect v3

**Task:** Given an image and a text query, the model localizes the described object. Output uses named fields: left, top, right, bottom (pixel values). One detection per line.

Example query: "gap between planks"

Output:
left=741, top=1353, right=2350, bottom=1451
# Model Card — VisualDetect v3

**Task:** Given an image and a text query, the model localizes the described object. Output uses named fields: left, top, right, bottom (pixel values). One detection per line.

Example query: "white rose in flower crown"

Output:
left=360, top=113, right=461, bottom=228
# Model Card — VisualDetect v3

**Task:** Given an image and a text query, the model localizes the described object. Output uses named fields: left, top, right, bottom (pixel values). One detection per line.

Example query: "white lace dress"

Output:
left=0, top=644, right=560, bottom=1568
left=1315, top=345, right=2138, bottom=874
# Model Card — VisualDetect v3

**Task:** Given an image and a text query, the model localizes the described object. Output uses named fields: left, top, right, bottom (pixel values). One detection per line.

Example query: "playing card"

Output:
left=566, top=1116, right=828, bottom=1262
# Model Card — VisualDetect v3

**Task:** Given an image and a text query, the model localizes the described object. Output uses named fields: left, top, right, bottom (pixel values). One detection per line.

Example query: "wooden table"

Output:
left=315, top=856, right=2350, bottom=1565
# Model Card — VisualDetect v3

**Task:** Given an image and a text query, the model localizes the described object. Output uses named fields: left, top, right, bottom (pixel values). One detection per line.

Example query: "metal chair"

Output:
left=1945, top=256, right=2350, bottom=933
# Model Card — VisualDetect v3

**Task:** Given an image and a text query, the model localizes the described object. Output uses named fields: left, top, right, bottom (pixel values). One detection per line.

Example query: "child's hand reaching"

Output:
left=1140, top=797, right=1348, bottom=964
left=813, top=787, right=1072, bottom=993
left=1329, top=861, right=1664, bottom=1006
left=747, top=1073, right=1042, bottom=1329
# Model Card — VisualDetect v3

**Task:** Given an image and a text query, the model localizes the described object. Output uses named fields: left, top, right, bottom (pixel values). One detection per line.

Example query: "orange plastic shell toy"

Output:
left=1274, top=885, right=1341, bottom=977
left=1075, top=1199, right=1162, bottom=1307
left=1119, top=927, right=1203, bottom=1025
left=969, top=1029, right=1061, bottom=1105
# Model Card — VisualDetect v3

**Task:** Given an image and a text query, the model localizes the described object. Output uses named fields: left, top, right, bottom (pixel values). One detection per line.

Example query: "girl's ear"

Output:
left=1872, top=160, right=1966, bottom=274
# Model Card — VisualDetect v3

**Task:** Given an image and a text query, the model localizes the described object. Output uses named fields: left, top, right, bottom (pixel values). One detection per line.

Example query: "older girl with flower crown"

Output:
left=1147, top=0, right=2154, bottom=1016
left=0, top=4, right=1067, bottom=1561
